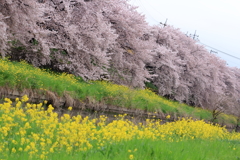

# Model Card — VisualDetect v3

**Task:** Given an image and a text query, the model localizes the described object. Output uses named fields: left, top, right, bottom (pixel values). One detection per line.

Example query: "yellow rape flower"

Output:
left=68, top=106, right=72, bottom=111
left=11, top=148, right=16, bottom=153
left=21, top=95, right=29, bottom=102
left=166, top=115, right=171, bottom=119
left=129, top=154, right=134, bottom=159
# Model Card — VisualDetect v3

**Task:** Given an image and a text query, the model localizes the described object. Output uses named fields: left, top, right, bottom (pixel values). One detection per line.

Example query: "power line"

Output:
left=136, top=0, right=160, bottom=23
left=129, top=0, right=240, bottom=63
left=137, top=0, right=169, bottom=28
left=141, top=0, right=167, bottom=19
left=198, top=42, right=240, bottom=61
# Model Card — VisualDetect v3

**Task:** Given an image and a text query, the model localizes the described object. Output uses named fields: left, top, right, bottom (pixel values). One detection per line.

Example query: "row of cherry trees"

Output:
left=146, top=26, right=240, bottom=116
left=0, top=0, right=153, bottom=88
left=0, top=0, right=239, bottom=116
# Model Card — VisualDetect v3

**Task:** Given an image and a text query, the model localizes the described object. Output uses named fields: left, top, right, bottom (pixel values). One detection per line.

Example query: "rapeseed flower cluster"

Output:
left=0, top=95, right=240, bottom=159
left=0, top=59, right=78, bottom=94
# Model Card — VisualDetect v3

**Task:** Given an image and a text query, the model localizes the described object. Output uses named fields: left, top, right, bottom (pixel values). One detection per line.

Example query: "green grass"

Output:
left=75, top=139, right=240, bottom=160
left=5, top=139, right=240, bottom=160
left=0, top=58, right=238, bottom=126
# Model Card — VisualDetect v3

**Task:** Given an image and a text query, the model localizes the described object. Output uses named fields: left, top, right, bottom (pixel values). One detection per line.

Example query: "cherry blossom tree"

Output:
left=146, top=25, right=240, bottom=113
left=0, top=0, right=153, bottom=87
left=101, top=0, right=154, bottom=87
left=0, top=0, right=50, bottom=64
left=1, top=0, right=119, bottom=80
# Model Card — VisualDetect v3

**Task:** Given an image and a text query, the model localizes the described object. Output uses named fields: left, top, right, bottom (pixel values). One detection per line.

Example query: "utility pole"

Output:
left=160, top=19, right=168, bottom=27
left=190, top=30, right=199, bottom=41
left=193, top=30, right=199, bottom=40
left=210, top=50, right=218, bottom=54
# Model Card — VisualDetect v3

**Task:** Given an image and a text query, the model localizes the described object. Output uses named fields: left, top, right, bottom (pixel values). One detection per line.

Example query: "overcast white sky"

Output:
left=128, top=0, right=240, bottom=68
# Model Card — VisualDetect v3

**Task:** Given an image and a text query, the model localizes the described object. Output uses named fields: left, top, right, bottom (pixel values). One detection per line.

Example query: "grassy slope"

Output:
left=0, top=58, right=238, bottom=127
